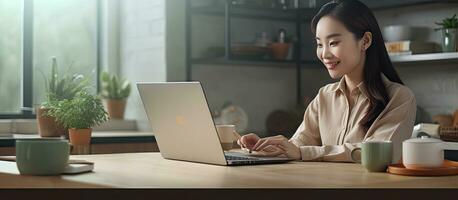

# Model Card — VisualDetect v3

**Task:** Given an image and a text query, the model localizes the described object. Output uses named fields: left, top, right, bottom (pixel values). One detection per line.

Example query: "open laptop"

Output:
left=137, top=82, right=293, bottom=166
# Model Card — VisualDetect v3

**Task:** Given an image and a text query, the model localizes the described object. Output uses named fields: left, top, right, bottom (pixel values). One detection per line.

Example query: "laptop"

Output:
left=137, top=82, right=294, bottom=166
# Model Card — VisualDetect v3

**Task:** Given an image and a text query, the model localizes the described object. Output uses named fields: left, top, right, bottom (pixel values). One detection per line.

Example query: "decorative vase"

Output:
left=36, top=106, right=67, bottom=137
left=104, top=99, right=127, bottom=119
left=270, top=43, right=290, bottom=60
left=68, top=128, right=92, bottom=146
left=441, top=28, right=457, bottom=52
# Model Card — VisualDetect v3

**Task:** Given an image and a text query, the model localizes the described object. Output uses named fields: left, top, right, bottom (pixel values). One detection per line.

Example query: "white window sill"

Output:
left=0, top=119, right=138, bottom=136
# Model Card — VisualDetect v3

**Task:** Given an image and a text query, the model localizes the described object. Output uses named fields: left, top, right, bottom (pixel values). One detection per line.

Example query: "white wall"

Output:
left=119, top=0, right=166, bottom=131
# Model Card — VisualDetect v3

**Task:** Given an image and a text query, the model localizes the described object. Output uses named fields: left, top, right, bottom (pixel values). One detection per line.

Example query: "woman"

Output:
left=238, top=0, right=416, bottom=163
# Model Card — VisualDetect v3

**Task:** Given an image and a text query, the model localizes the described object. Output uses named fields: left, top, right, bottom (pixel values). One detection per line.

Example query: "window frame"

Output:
left=0, top=0, right=101, bottom=119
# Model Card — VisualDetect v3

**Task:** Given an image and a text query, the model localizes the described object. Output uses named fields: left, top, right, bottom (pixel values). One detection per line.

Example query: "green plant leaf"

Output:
left=99, top=71, right=131, bottom=100
left=46, top=91, right=108, bottom=129
left=50, top=57, right=58, bottom=94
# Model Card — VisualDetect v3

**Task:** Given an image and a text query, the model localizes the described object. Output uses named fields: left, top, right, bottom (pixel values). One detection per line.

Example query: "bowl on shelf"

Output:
left=382, top=25, right=413, bottom=42
left=231, top=43, right=268, bottom=58
left=269, top=42, right=291, bottom=60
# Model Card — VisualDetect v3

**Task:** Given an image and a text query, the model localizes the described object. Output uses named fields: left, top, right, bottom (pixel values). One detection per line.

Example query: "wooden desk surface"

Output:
left=0, top=152, right=457, bottom=188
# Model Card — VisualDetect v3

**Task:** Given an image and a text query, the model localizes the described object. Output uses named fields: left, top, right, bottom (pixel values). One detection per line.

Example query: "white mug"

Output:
left=216, top=125, right=238, bottom=150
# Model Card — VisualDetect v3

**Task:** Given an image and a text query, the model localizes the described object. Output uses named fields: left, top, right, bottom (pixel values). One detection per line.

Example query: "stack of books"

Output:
left=385, top=40, right=437, bottom=56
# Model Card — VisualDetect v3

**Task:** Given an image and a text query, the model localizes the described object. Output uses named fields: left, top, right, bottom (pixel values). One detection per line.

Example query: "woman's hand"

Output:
left=252, top=135, right=302, bottom=160
left=237, top=134, right=301, bottom=160
left=237, top=133, right=260, bottom=151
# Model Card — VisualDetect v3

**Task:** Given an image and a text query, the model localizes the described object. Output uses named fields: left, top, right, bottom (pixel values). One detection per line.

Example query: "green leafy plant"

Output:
left=39, top=57, right=89, bottom=108
left=46, top=91, right=108, bottom=129
left=100, top=71, right=131, bottom=100
left=435, top=14, right=458, bottom=30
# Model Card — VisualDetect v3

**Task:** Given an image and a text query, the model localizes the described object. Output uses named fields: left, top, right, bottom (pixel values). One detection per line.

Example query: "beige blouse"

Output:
left=289, top=74, right=416, bottom=163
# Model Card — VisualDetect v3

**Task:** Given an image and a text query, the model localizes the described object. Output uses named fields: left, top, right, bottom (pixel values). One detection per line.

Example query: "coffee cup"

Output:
left=16, top=138, right=70, bottom=175
left=216, top=125, right=238, bottom=150
left=351, top=141, right=393, bottom=172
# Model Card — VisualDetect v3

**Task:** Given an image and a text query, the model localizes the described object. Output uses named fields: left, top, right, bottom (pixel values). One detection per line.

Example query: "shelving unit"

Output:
left=186, top=0, right=320, bottom=104
left=185, top=0, right=458, bottom=104
left=390, top=52, right=458, bottom=63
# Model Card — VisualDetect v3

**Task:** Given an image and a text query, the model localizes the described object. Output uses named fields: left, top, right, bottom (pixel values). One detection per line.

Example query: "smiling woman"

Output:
left=238, top=0, right=417, bottom=164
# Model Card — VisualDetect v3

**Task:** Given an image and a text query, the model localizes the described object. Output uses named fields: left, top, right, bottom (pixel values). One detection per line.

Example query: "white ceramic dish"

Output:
left=403, top=136, right=458, bottom=169
left=382, top=25, right=412, bottom=42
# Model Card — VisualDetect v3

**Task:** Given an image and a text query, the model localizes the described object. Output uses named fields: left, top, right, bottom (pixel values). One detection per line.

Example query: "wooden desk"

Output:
left=0, top=152, right=457, bottom=188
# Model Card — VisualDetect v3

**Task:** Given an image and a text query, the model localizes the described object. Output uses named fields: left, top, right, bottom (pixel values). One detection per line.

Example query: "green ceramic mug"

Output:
left=16, top=138, right=70, bottom=175
left=351, top=141, right=393, bottom=172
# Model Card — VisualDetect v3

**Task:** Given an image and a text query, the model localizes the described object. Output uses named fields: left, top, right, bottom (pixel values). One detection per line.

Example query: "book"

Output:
left=440, top=126, right=458, bottom=142
left=63, top=163, right=94, bottom=174
left=385, top=40, right=436, bottom=54
left=0, top=157, right=94, bottom=174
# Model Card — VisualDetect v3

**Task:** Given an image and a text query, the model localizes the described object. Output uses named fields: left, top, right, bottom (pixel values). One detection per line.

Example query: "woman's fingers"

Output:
left=259, top=146, right=286, bottom=157
left=240, top=133, right=259, bottom=150
left=251, top=135, right=279, bottom=150
left=237, top=139, right=245, bottom=149
left=253, top=135, right=288, bottom=151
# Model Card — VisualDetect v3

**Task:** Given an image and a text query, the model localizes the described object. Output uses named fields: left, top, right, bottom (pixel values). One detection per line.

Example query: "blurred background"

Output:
left=1, top=0, right=458, bottom=138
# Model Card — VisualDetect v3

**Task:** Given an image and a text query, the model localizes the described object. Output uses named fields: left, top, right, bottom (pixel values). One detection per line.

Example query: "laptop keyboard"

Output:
left=225, top=155, right=260, bottom=161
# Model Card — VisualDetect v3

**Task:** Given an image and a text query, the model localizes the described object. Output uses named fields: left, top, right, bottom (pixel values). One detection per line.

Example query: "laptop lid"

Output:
left=137, top=82, right=227, bottom=165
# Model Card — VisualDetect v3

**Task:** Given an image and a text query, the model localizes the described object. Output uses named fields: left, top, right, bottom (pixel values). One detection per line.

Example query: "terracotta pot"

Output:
left=36, top=107, right=67, bottom=137
left=453, top=110, right=458, bottom=127
left=104, top=99, right=127, bottom=119
left=270, top=43, right=290, bottom=60
left=68, top=128, right=92, bottom=146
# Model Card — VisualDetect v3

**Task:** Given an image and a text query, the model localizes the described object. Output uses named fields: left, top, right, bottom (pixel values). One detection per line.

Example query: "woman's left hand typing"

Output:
left=251, top=135, right=301, bottom=160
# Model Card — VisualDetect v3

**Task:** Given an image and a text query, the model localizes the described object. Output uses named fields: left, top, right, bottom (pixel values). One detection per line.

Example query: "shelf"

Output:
left=390, top=52, right=458, bottom=63
left=191, top=57, right=321, bottom=68
left=363, top=0, right=458, bottom=10
left=192, top=52, right=458, bottom=67
left=190, top=5, right=317, bottom=22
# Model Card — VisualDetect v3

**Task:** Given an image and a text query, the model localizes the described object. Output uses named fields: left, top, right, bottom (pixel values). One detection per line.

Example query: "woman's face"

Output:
left=315, top=16, right=366, bottom=79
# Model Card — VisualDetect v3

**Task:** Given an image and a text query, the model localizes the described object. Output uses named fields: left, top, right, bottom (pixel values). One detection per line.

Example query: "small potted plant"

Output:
left=269, top=29, right=294, bottom=60
left=37, top=57, right=88, bottom=137
left=435, top=14, right=458, bottom=52
left=46, top=91, right=108, bottom=146
left=100, top=71, right=131, bottom=119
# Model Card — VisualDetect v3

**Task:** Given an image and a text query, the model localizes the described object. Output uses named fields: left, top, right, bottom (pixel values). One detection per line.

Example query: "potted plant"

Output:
left=269, top=29, right=294, bottom=60
left=46, top=91, right=108, bottom=146
left=37, top=57, right=88, bottom=137
left=100, top=71, right=131, bottom=119
left=436, top=14, right=458, bottom=52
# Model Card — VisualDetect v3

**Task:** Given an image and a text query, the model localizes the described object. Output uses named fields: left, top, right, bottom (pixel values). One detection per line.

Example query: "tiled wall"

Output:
left=119, top=0, right=166, bottom=131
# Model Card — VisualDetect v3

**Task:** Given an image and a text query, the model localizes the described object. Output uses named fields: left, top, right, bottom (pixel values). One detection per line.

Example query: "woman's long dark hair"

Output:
left=311, top=0, right=403, bottom=131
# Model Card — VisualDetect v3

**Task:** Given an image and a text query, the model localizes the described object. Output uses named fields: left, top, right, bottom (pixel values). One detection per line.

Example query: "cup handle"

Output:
left=351, top=147, right=361, bottom=163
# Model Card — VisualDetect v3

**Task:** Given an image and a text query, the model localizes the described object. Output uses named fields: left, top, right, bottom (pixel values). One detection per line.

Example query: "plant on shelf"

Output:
left=37, top=57, right=89, bottom=137
left=435, top=14, right=458, bottom=52
left=100, top=71, right=131, bottom=119
left=46, top=91, right=108, bottom=146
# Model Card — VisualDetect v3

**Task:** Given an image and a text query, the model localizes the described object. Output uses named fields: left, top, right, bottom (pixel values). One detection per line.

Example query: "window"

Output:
left=0, top=0, right=22, bottom=114
left=0, top=0, right=99, bottom=118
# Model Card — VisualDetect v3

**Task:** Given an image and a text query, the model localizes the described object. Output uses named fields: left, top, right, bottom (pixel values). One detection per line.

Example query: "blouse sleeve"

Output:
left=290, top=87, right=417, bottom=162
